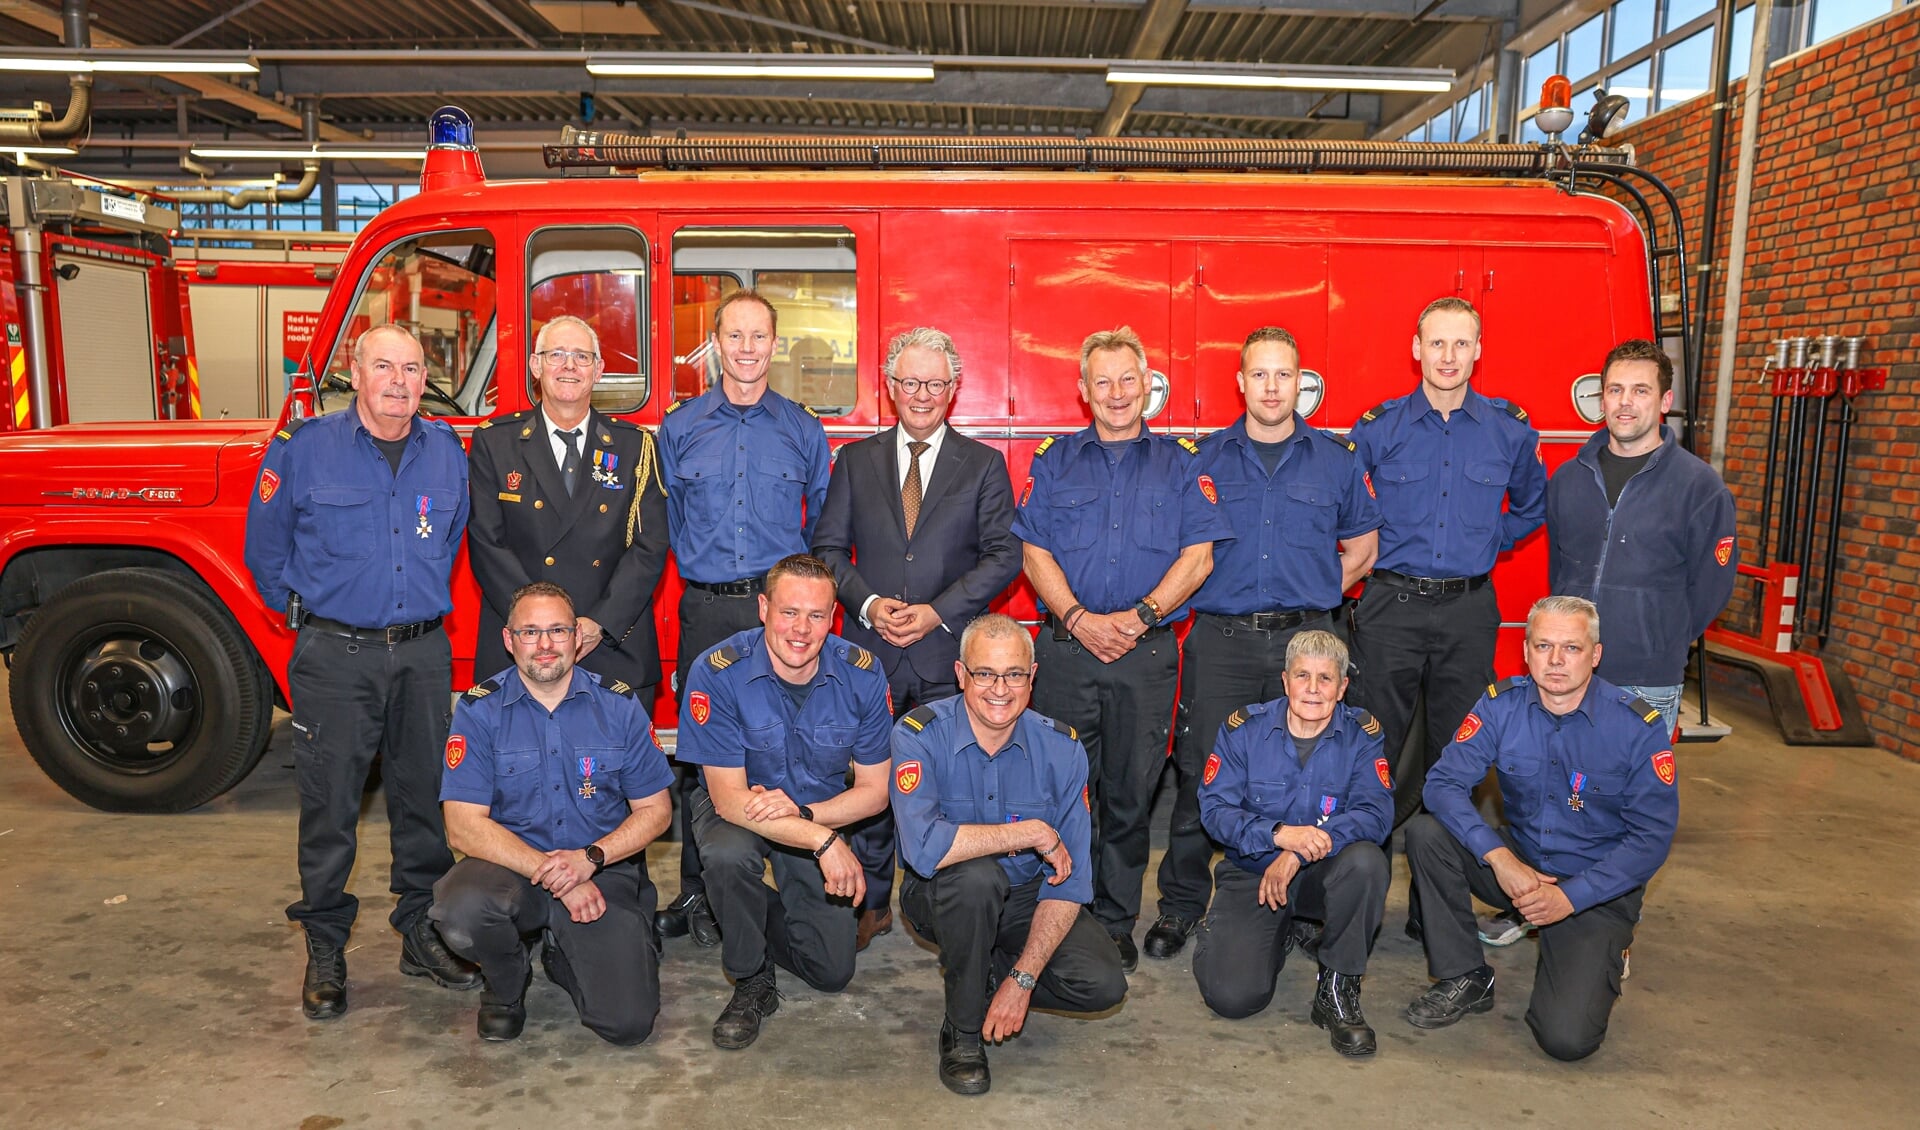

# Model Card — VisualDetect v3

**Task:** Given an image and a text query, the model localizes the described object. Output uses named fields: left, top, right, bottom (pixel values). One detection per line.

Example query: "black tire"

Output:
left=10, top=567, right=273, bottom=812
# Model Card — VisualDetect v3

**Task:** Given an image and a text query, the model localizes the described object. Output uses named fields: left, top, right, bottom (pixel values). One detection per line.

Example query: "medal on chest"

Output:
left=1567, top=771, right=1586, bottom=812
left=578, top=755, right=597, bottom=799
left=592, top=450, right=622, bottom=489
left=415, top=495, right=433, bottom=539
left=1316, top=795, right=1338, bottom=826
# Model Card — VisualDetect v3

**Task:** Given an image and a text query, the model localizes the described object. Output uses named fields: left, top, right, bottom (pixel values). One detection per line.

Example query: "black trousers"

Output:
left=1030, top=627, right=1179, bottom=935
left=848, top=670, right=958, bottom=912
left=1191, top=843, right=1388, bottom=1019
left=430, top=856, right=661, bottom=1045
left=1158, top=612, right=1330, bottom=921
left=672, top=587, right=766, bottom=898
left=690, top=786, right=859, bottom=990
left=1348, top=580, right=1499, bottom=799
left=900, top=856, right=1127, bottom=1035
left=1404, top=814, right=1640, bottom=1062
left=284, top=624, right=455, bottom=946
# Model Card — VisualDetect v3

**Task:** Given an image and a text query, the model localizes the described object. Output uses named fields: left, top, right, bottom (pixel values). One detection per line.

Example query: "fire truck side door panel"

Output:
left=1192, top=242, right=1330, bottom=427
left=1322, top=243, right=1468, bottom=426
left=188, top=284, right=263, bottom=419
left=878, top=211, right=1009, bottom=428
left=54, top=256, right=158, bottom=423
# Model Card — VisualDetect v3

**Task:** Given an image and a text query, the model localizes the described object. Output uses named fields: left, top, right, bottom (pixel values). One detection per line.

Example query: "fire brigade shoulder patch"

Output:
left=444, top=735, right=466, bottom=771
left=1020, top=477, right=1034, bottom=506
left=1375, top=757, right=1393, bottom=789
left=707, top=645, right=739, bottom=671
left=1046, top=716, right=1077, bottom=741
left=1502, top=399, right=1529, bottom=422
left=1203, top=752, right=1222, bottom=785
left=900, top=705, right=936, bottom=733
left=1454, top=713, right=1483, bottom=743
left=257, top=470, right=280, bottom=503
left=1224, top=708, right=1249, bottom=732
left=1083, top=784, right=1091, bottom=811
left=1363, top=471, right=1376, bottom=498
left=1715, top=536, right=1734, bottom=566
left=688, top=691, right=711, bottom=726
left=895, top=760, right=923, bottom=794
left=1651, top=750, right=1676, bottom=786
left=461, top=678, right=500, bottom=702
left=1356, top=709, right=1382, bottom=738
left=1197, top=474, right=1218, bottom=504
left=1176, top=436, right=1200, bottom=455
left=272, top=416, right=307, bottom=443
left=1033, top=435, right=1057, bottom=457
left=1627, top=695, right=1664, bottom=726
left=845, top=644, right=875, bottom=671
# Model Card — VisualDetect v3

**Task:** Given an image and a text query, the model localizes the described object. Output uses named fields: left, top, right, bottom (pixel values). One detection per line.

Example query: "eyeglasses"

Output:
left=892, top=377, right=953, bottom=396
left=534, top=349, right=599, bottom=369
left=508, top=625, right=578, bottom=643
left=965, top=668, right=1032, bottom=688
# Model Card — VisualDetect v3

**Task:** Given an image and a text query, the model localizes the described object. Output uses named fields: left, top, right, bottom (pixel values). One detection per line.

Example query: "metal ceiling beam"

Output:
left=467, top=0, right=542, bottom=48
left=664, top=0, right=906, bottom=54
left=0, top=0, right=360, bottom=139
left=169, top=0, right=271, bottom=47
left=847, top=0, right=1510, bottom=19
left=1097, top=0, right=1190, bottom=136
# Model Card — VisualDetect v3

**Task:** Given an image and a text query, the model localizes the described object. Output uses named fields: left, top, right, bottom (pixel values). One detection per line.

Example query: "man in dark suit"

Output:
left=813, top=326, right=1024, bottom=948
left=467, top=314, right=670, bottom=700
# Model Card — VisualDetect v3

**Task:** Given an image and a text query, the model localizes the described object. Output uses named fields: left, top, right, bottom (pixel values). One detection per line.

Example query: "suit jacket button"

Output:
left=534, top=500, right=544, bottom=509
left=544, top=556, right=555, bottom=566
left=592, top=559, right=601, bottom=567
left=600, top=503, right=608, bottom=513
left=905, top=553, right=914, bottom=562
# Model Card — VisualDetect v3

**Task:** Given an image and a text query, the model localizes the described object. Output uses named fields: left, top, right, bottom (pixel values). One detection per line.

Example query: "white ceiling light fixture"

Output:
left=1106, top=64, right=1454, bottom=94
left=191, top=146, right=426, bottom=161
left=7, top=145, right=79, bottom=156
left=0, top=52, right=258, bottom=75
left=587, top=56, right=934, bottom=81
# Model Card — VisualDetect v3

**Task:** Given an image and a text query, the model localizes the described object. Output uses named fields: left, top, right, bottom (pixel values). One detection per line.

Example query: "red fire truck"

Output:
left=0, top=110, right=1688, bottom=813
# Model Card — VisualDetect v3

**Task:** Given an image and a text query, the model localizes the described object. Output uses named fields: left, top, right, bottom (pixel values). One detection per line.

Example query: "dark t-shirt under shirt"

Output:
left=371, top=434, right=408, bottom=475
left=1597, top=446, right=1654, bottom=508
left=1251, top=438, right=1289, bottom=477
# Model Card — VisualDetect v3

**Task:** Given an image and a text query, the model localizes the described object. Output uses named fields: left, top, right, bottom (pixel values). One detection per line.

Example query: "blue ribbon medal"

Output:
left=1567, top=771, right=1586, bottom=812
left=578, top=756, right=597, bottom=799
left=1316, top=795, right=1338, bottom=825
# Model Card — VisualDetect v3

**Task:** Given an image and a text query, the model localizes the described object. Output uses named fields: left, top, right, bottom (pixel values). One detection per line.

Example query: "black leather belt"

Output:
left=1201, top=608, right=1328, bottom=633
left=1044, top=612, right=1171, bottom=642
left=303, top=613, right=444, bottom=644
left=1371, top=569, right=1490, bottom=597
left=687, top=576, right=765, bottom=597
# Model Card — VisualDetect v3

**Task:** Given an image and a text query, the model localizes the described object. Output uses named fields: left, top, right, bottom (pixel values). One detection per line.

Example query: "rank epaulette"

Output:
left=1224, top=708, right=1249, bottom=732
left=800, top=402, right=822, bottom=418
left=1355, top=709, right=1382, bottom=737
left=1358, top=401, right=1390, bottom=424
left=1488, top=676, right=1523, bottom=698
left=1626, top=695, right=1664, bottom=725
left=461, top=678, right=501, bottom=702
left=1502, top=399, right=1529, bottom=423
left=665, top=398, right=688, bottom=415
left=272, top=416, right=309, bottom=443
left=1033, top=435, right=1058, bottom=456
left=606, top=679, right=637, bottom=698
left=1339, top=435, right=1356, bottom=452
left=476, top=409, right=528, bottom=433
left=1045, top=716, right=1078, bottom=741
left=901, top=705, right=937, bottom=733
left=1176, top=436, right=1200, bottom=455
left=707, top=645, right=740, bottom=671
left=846, top=644, right=876, bottom=671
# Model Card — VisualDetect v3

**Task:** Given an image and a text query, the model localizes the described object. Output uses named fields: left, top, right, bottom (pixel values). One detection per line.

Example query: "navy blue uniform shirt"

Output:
left=1548, top=427, right=1739, bottom=686
left=245, top=406, right=468, bottom=626
left=1192, top=414, right=1382, bottom=614
left=1199, top=698, right=1394, bottom=874
left=675, top=628, right=892, bottom=805
left=658, top=384, right=831, bottom=584
left=1347, top=385, right=1546, bottom=578
left=1010, top=426, right=1234, bottom=619
left=890, top=696, right=1094, bottom=905
left=440, top=666, right=674, bottom=854
left=1423, top=674, right=1679, bottom=912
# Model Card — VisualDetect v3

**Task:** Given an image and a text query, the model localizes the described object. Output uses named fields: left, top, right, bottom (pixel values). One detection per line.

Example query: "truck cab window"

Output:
left=671, top=226, right=857, bottom=416
left=320, top=230, right=497, bottom=418
left=526, top=226, right=650, bottom=415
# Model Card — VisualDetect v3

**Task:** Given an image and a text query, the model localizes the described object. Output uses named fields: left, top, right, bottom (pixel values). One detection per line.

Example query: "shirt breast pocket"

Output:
left=416, top=486, right=460, bottom=558
left=742, top=722, right=787, bottom=783
left=1283, top=481, right=1338, bottom=549
left=751, top=453, right=808, bottom=524
left=492, top=749, right=543, bottom=825
left=1053, top=486, right=1105, bottom=552
left=1580, top=769, right=1630, bottom=819
left=573, top=744, right=629, bottom=824
left=1373, top=461, right=1430, bottom=527
left=1496, top=754, right=1544, bottom=801
left=803, top=722, right=857, bottom=778
left=308, top=487, right=376, bottom=560
left=1247, top=768, right=1294, bottom=815
left=1462, top=461, right=1512, bottom=529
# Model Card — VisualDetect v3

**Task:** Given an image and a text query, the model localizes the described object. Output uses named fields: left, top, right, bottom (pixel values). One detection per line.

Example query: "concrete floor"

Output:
left=1, top=665, right=1915, bottom=1130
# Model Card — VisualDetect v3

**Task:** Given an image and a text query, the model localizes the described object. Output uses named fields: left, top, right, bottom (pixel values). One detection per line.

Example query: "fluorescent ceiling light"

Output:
left=587, top=60, right=934, bottom=81
left=9, top=145, right=77, bottom=156
left=0, top=54, right=256, bottom=74
left=1107, top=68, right=1454, bottom=94
left=191, top=146, right=426, bottom=161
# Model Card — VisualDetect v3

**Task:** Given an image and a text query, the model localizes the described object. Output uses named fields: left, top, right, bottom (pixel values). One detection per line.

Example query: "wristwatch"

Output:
left=584, top=843, right=607, bottom=873
left=1132, top=599, right=1161, bottom=629
left=1008, top=969, right=1038, bottom=991
left=796, top=803, right=816, bottom=823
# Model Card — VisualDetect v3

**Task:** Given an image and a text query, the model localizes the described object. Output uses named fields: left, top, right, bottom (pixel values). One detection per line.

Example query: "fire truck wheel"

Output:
left=11, top=567, right=274, bottom=813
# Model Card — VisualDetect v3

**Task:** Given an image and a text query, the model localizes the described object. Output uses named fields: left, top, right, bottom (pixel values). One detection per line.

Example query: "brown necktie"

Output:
left=902, top=440, right=929, bottom=539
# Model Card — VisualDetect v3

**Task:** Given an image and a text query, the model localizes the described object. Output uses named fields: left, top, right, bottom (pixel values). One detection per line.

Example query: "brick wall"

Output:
left=1610, top=6, right=1919, bottom=759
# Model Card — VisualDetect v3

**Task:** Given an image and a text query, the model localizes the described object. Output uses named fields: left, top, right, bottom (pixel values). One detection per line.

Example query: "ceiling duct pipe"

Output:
left=0, top=0, right=93, bottom=144
left=174, top=100, right=321, bottom=205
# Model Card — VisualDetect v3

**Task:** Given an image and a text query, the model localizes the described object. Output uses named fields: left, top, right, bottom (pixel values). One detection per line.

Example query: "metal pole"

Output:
left=1688, top=0, right=1739, bottom=446
left=1709, top=0, right=1775, bottom=474
left=7, top=179, right=55, bottom=429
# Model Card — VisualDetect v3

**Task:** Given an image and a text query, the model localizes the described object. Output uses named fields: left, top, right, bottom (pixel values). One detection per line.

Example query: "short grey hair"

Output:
left=1527, top=595, right=1601, bottom=645
left=534, top=313, right=601, bottom=359
left=1285, top=629, right=1349, bottom=676
left=959, top=613, right=1034, bottom=668
left=884, top=326, right=962, bottom=383
left=351, top=323, right=422, bottom=366
left=1080, top=326, right=1148, bottom=383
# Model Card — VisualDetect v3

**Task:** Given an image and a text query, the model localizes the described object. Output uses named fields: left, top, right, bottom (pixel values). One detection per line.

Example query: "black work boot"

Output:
left=1142, top=915, right=1198, bottom=960
left=302, top=935, right=347, bottom=1020
left=1404, top=964, right=1496, bottom=1029
left=1291, top=917, right=1325, bottom=961
left=938, top=1019, right=991, bottom=1095
left=1312, top=969, right=1377, bottom=1056
left=711, top=965, right=781, bottom=1050
left=478, top=962, right=532, bottom=1042
left=657, top=891, right=722, bottom=948
left=399, top=915, right=483, bottom=990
